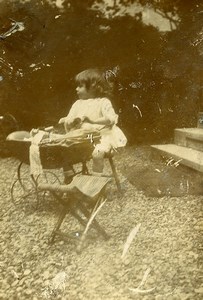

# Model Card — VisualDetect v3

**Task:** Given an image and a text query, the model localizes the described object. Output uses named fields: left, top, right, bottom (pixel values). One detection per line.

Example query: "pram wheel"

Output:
left=11, top=163, right=62, bottom=210
left=36, top=170, right=61, bottom=185
left=36, top=171, right=61, bottom=203
left=11, top=163, right=38, bottom=210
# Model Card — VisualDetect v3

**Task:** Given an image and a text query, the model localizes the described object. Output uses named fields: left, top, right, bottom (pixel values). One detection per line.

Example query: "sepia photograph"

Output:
left=0, top=0, right=202, bottom=299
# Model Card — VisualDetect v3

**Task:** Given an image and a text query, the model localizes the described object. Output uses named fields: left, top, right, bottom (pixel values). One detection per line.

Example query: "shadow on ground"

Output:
left=121, top=146, right=203, bottom=197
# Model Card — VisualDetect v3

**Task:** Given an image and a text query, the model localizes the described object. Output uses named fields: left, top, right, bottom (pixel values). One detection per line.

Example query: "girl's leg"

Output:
left=63, top=163, right=75, bottom=184
left=92, top=143, right=111, bottom=174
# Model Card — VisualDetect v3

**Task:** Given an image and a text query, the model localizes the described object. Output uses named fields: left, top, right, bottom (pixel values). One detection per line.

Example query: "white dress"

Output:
left=65, top=97, right=127, bottom=149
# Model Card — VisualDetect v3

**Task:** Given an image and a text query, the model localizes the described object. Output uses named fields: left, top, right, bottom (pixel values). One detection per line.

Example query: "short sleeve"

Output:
left=101, top=98, right=118, bottom=125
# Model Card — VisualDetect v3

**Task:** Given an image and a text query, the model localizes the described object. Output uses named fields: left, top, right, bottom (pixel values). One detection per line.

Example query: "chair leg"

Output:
left=108, top=156, right=122, bottom=192
left=78, top=201, right=110, bottom=240
left=50, top=208, right=68, bottom=243
left=70, top=209, right=88, bottom=227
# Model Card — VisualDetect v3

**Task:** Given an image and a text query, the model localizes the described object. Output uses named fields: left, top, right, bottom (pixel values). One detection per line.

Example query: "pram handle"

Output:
left=43, top=126, right=54, bottom=132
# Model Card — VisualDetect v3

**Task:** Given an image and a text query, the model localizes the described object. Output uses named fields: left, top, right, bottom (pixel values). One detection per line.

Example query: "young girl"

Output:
left=59, top=69, right=127, bottom=175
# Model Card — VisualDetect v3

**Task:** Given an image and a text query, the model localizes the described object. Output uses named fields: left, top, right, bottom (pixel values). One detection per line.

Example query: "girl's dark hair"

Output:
left=75, top=69, right=111, bottom=97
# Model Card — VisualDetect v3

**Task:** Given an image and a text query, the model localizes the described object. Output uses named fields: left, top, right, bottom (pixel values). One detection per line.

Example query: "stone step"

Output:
left=197, top=112, right=203, bottom=128
left=151, top=144, right=203, bottom=172
left=174, top=128, right=203, bottom=151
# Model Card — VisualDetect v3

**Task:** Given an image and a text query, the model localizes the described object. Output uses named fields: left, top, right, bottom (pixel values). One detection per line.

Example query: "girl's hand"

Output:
left=65, top=117, right=83, bottom=130
left=64, top=117, right=73, bottom=129
left=58, top=117, right=66, bottom=124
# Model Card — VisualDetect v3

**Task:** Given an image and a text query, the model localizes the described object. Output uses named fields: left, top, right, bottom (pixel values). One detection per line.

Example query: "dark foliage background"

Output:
left=0, top=0, right=202, bottom=144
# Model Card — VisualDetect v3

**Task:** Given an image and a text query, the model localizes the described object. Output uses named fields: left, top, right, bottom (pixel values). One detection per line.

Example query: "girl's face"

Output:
left=76, top=83, right=95, bottom=99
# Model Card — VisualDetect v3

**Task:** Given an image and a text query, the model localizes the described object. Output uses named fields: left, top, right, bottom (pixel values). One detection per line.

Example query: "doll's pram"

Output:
left=6, top=130, right=97, bottom=209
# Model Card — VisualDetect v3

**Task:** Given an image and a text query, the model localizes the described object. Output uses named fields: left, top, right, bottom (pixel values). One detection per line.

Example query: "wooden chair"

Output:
left=38, top=175, right=111, bottom=252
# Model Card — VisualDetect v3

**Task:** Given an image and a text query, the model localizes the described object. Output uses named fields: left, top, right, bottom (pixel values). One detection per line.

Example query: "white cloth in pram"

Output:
left=29, top=130, right=46, bottom=176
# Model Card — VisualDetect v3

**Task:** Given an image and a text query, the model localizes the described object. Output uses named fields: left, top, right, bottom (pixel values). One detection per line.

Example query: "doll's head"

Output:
left=75, top=69, right=110, bottom=99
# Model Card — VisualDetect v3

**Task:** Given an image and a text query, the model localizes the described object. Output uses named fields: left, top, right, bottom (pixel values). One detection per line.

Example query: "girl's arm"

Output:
left=58, top=101, right=80, bottom=132
left=86, top=99, right=118, bottom=126
left=100, top=98, right=118, bottom=126
left=84, top=116, right=112, bottom=126
left=85, top=99, right=118, bottom=126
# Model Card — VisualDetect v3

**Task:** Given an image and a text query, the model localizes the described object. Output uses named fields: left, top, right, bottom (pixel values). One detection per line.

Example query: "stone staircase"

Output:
left=151, top=112, right=203, bottom=172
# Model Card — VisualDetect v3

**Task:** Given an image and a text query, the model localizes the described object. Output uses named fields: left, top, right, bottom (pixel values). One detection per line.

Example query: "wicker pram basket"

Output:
left=6, top=130, right=97, bottom=169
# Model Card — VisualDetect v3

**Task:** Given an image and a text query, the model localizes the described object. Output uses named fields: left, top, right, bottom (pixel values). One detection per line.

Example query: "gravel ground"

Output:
left=0, top=146, right=202, bottom=300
